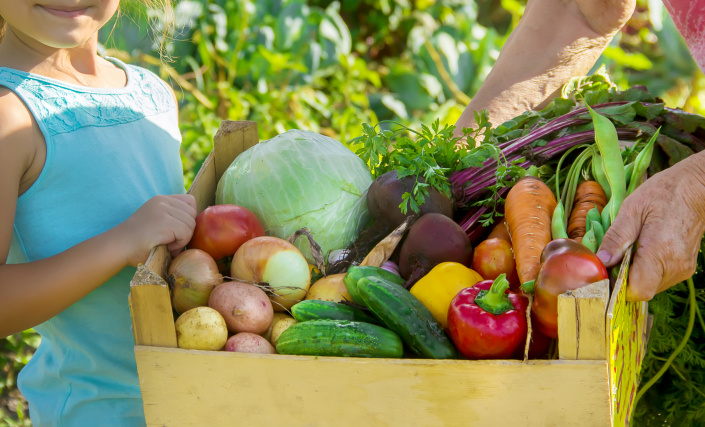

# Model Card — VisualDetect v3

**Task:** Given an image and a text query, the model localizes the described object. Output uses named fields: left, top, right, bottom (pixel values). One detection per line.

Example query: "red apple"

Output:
left=188, top=204, right=265, bottom=263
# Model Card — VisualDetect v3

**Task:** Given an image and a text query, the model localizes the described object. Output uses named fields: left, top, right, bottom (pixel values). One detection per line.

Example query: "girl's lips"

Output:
left=38, top=5, right=89, bottom=18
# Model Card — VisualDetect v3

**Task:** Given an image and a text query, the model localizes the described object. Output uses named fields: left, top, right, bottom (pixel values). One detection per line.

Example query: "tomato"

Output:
left=532, top=239, right=608, bottom=338
left=472, top=237, right=516, bottom=282
left=188, top=205, right=265, bottom=264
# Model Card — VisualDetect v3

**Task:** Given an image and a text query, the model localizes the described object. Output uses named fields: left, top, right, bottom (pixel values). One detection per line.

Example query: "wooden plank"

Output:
left=558, top=280, right=610, bottom=361
left=129, top=264, right=177, bottom=348
left=607, top=247, right=648, bottom=427
left=213, top=120, right=258, bottom=184
left=136, top=346, right=611, bottom=427
left=187, top=152, right=216, bottom=213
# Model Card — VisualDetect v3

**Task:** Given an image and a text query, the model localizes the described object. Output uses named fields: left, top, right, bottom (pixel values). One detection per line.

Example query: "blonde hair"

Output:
left=0, top=1, right=173, bottom=48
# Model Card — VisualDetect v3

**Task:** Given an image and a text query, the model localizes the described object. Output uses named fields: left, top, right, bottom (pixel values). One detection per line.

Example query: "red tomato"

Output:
left=188, top=205, right=265, bottom=263
left=471, top=238, right=516, bottom=281
left=532, top=239, right=608, bottom=338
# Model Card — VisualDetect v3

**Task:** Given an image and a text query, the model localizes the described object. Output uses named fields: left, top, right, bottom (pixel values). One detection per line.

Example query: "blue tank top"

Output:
left=1, top=58, right=184, bottom=427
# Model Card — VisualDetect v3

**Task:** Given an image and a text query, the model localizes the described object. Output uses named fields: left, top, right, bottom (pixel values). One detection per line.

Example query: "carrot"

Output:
left=504, top=176, right=557, bottom=286
left=566, top=181, right=608, bottom=240
left=487, top=217, right=511, bottom=243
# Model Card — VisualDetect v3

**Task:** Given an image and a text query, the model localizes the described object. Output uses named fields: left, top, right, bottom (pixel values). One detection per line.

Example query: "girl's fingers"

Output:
left=166, top=194, right=198, bottom=216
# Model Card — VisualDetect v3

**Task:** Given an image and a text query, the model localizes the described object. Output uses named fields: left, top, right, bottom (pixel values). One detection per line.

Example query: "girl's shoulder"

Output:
left=0, top=87, right=35, bottom=139
left=0, top=88, right=45, bottom=196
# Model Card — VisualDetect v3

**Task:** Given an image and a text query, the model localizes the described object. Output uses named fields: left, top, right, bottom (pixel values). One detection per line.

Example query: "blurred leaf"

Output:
left=602, top=46, right=653, bottom=71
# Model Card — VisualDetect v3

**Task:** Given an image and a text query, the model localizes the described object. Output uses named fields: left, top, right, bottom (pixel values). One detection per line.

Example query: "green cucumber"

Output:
left=275, top=319, right=403, bottom=358
left=357, top=276, right=456, bottom=359
left=343, top=265, right=405, bottom=306
left=291, top=300, right=381, bottom=325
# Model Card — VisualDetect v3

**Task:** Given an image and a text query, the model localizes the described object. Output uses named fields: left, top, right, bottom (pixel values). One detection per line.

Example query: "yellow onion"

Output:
left=230, top=236, right=310, bottom=311
left=169, top=249, right=223, bottom=314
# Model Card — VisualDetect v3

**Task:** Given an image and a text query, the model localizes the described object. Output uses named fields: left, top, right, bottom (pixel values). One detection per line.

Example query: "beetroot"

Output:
left=367, top=171, right=453, bottom=230
left=398, top=213, right=473, bottom=285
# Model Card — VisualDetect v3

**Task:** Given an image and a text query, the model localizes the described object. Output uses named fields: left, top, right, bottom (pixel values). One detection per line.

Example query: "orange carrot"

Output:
left=566, top=181, right=608, bottom=240
left=504, top=176, right=557, bottom=285
left=487, top=217, right=511, bottom=243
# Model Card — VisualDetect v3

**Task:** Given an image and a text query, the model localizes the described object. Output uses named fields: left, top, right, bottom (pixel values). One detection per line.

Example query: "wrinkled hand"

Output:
left=567, top=0, right=636, bottom=38
left=118, top=194, right=198, bottom=266
left=597, top=157, right=705, bottom=301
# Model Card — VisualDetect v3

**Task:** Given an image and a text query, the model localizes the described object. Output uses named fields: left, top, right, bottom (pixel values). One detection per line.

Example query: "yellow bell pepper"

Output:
left=410, top=262, right=484, bottom=328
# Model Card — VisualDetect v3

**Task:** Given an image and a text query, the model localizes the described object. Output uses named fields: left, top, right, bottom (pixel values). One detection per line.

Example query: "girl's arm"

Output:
left=0, top=91, right=197, bottom=338
left=454, top=0, right=636, bottom=133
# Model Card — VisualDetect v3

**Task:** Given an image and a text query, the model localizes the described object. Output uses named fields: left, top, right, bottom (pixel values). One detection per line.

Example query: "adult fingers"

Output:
left=596, top=199, right=642, bottom=268
left=625, top=242, right=663, bottom=302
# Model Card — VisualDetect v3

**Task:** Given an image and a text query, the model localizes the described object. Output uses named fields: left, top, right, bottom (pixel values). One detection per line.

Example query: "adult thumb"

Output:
left=596, top=205, right=642, bottom=268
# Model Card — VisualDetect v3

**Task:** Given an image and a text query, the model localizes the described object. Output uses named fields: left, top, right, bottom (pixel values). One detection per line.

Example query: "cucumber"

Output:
left=291, top=300, right=381, bottom=325
left=343, top=265, right=405, bottom=305
left=276, top=319, right=403, bottom=358
left=357, top=276, right=456, bottom=359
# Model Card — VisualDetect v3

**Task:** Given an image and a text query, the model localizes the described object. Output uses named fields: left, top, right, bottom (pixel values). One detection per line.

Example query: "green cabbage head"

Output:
left=216, top=129, right=373, bottom=263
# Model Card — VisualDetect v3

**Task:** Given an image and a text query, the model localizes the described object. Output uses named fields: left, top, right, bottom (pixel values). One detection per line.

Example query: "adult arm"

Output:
left=454, top=0, right=636, bottom=133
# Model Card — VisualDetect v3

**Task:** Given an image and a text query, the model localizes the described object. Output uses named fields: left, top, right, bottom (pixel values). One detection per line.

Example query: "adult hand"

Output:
left=597, top=155, right=705, bottom=301
left=567, top=0, right=637, bottom=38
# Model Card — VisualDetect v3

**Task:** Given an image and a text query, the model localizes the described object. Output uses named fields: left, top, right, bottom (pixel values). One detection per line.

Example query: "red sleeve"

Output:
left=662, top=0, right=705, bottom=72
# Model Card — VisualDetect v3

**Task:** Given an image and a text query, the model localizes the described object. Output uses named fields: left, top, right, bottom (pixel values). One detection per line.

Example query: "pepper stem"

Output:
left=474, top=274, right=514, bottom=315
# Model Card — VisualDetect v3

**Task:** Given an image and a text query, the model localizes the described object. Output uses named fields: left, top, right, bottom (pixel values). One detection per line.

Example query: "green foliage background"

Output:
left=3, top=0, right=705, bottom=425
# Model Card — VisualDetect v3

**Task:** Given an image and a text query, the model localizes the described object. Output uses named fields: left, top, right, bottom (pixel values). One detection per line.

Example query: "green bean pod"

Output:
left=582, top=228, right=598, bottom=253
left=586, top=206, right=601, bottom=225
left=623, top=161, right=635, bottom=189
left=601, top=199, right=612, bottom=231
left=588, top=106, right=626, bottom=223
left=627, top=128, right=660, bottom=195
left=591, top=151, right=612, bottom=200
left=552, top=202, right=569, bottom=240
left=591, top=220, right=605, bottom=248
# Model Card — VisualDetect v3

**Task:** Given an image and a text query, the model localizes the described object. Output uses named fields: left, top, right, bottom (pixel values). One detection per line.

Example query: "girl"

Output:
left=0, top=1, right=197, bottom=425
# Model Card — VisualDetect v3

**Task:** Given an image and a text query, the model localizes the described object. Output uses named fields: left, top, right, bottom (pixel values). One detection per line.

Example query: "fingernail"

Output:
left=596, top=250, right=611, bottom=264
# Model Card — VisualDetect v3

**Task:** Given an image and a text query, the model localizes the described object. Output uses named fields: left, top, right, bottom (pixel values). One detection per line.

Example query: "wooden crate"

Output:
left=129, top=121, right=649, bottom=427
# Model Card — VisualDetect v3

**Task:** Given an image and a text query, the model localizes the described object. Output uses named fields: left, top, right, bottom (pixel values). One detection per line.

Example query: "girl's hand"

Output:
left=597, top=155, right=705, bottom=301
left=118, top=194, right=198, bottom=266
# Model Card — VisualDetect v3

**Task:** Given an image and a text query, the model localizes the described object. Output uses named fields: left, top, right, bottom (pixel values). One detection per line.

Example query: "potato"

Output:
left=262, top=312, right=291, bottom=341
left=269, top=314, right=297, bottom=346
left=208, top=281, right=274, bottom=334
left=305, top=273, right=351, bottom=302
left=174, top=307, right=228, bottom=351
left=225, top=332, right=277, bottom=354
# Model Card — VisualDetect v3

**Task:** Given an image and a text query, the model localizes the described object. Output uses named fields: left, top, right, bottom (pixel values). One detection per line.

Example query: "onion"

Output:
left=230, top=236, right=311, bottom=311
left=380, top=261, right=401, bottom=276
left=169, top=249, right=224, bottom=314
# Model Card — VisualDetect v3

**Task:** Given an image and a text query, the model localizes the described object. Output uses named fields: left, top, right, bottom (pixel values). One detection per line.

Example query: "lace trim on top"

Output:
left=0, top=62, right=174, bottom=137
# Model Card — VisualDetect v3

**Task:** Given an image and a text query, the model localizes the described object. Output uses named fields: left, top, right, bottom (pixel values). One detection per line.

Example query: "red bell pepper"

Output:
left=532, top=238, right=608, bottom=339
left=447, top=274, right=528, bottom=359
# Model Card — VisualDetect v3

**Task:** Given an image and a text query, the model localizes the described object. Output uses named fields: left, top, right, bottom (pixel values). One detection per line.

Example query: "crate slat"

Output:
left=135, top=345, right=611, bottom=427
left=557, top=279, right=609, bottom=360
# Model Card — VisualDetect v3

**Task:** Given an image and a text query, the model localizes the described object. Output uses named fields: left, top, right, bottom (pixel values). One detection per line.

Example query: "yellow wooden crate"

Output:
left=129, top=121, right=649, bottom=427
